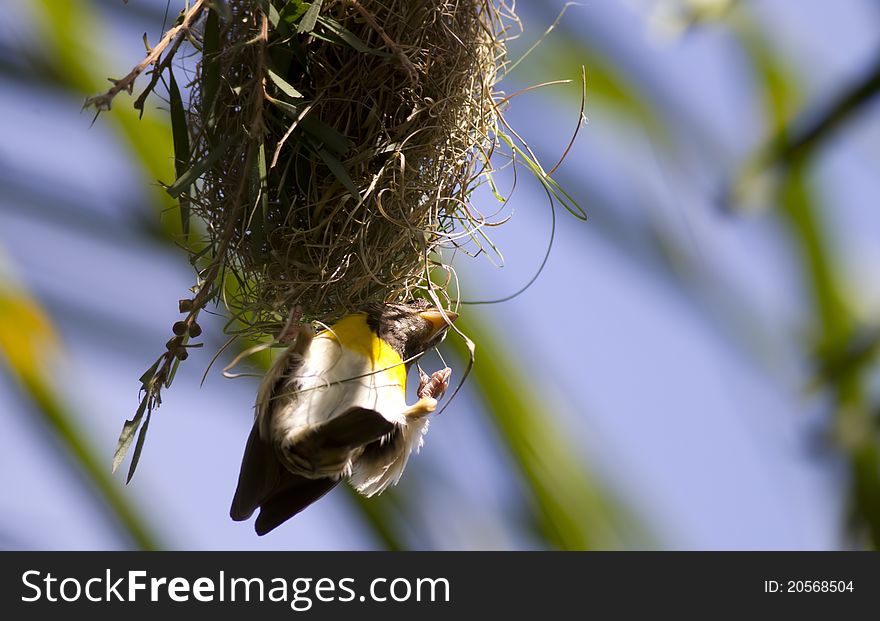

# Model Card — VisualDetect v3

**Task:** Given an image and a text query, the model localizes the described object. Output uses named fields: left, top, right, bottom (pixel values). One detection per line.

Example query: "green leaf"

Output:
left=165, top=133, right=236, bottom=198
left=315, top=15, right=392, bottom=57
left=112, top=395, right=148, bottom=474
left=278, top=0, right=309, bottom=33
left=165, top=355, right=182, bottom=388
left=315, top=146, right=358, bottom=197
left=301, top=115, right=351, bottom=156
left=202, top=7, right=221, bottom=130
left=138, top=355, right=164, bottom=387
left=168, top=68, right=191, bottom=236
left=250, top=141, right=269, bottom=261
left=297, top=0, right=323, bottom=34
left=266, top=2, right=281, bottom=29
left=268, top=95, right=306, bottom=119
left=267, top=67, right=304, bottom=100
left=498, top=132, right=587, bottom=221
left=126, top=408, right=152, bottom=484
left=268, top=96, right=352, bottom=156
left=542, top=174, right=587, bottom=221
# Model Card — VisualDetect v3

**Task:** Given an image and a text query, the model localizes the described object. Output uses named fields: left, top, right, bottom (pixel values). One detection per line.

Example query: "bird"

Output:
left=230, top=300, right=457, bottom=535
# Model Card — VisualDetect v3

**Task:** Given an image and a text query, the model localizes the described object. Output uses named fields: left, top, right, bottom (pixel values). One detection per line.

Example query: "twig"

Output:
left=83, top=0, right=207, bottom=111
left=117, top=9, right=270, bottom=481
left=132, top=28, right=190, bottom=117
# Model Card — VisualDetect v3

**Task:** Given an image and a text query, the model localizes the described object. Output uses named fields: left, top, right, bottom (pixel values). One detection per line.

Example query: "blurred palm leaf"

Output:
left=449, top=314, right=645, bottom=549
left=729, top=9, right=880, bottom=547
left=0, top=253, right=160, bottom=550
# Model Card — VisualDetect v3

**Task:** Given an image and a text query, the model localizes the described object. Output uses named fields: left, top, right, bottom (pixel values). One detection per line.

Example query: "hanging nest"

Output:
left=178, top=0, right=513, bottom=336
left=85, top=0, right=582, bottom=479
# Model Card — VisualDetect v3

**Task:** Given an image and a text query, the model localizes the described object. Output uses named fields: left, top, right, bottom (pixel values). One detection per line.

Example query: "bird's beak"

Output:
left=419, top=308, right=458, bottom=337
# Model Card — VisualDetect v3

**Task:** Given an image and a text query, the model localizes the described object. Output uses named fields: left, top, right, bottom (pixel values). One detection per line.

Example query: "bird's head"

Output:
left=363, top=300, right=458, bottom=363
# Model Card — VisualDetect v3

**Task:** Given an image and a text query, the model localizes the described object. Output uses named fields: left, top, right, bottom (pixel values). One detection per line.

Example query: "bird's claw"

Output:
left=417, top=367, right=452, bottom=401
left=401, top=368, right=452, bottom=420
left=278, top=305, right=305, bottom=343
left=278, top=305, right=316, bottom=356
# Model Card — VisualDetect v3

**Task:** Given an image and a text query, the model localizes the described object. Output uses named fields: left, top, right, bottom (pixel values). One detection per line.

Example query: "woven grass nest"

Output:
left=196, top=0, right=512, bottom=332
left=86, top=0, right=582, bottom=478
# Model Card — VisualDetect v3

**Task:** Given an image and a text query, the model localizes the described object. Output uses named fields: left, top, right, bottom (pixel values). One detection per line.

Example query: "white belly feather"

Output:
left=259, top=333, right=428, bottom=495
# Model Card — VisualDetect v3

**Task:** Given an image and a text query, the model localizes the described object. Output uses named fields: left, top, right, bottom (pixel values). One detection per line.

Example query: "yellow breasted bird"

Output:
left=230, top=301, right=457, bottom=535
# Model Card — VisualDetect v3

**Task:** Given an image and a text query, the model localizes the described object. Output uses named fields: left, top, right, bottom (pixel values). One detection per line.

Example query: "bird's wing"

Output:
left=230, top=421, right=340, bottom=534
left=231, top=408, right=396, bottom=532
left=230, top=421, right=281, bottom=522
left=303, top=406, right=397, bottom=449
left=253, top=472, right=338, bottom=536
left=255, top=323, right=315, bottom=442
left=278, top=406, right=398, bottom=480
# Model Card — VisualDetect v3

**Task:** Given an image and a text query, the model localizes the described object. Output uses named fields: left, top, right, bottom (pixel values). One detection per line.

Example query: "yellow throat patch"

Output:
left=318, top=313, right=407, bottom=391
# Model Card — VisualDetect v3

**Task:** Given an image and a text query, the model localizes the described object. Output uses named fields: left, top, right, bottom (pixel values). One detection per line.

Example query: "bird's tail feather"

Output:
left=230, top=422, right=279, bottom=522
left=253, top=474, right=338, bottom=536
left=231, top=409, right=394, bottom=534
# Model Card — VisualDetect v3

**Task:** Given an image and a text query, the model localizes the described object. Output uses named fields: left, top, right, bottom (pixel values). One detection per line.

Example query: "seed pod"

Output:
left=188, top=322, right=202, bottom=338
left=172, top=320, right=188, bottom=336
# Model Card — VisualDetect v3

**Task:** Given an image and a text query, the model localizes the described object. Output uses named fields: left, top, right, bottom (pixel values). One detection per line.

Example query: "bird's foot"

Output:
left=278, top=306, right=304, bottom=343
left=279, top=306, right=314, bottom=355
left=405, top=367, right=452, bottom=419
left=402, top=396, right=437, bottom=420
left=417, top=367, right=452, bottom=401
